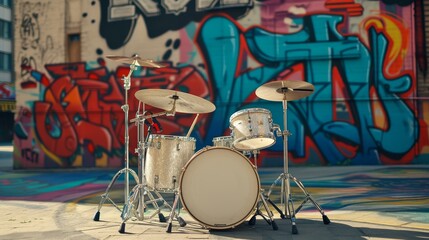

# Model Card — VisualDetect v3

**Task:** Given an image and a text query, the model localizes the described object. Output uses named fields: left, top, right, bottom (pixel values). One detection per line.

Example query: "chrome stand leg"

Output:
left=93, top=168, right=139, bottom=221
left=266, top=98, right=329, bottom=235
left=166, top=191, right=186, bottom=233
left=290, top=174, right=330, bottom=224
left=248, top=190, right=279, bottom=230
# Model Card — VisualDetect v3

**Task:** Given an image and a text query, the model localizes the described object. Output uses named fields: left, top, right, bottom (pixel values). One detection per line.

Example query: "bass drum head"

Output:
left=179, top=146, right=260, bottom=229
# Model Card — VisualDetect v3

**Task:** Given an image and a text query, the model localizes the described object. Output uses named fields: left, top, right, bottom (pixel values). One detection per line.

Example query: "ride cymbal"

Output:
left=135, top=89, right=216, bottom=114
left=105, top=55, right=166, bottom=68
left=255, top=80, right=314, bottom=101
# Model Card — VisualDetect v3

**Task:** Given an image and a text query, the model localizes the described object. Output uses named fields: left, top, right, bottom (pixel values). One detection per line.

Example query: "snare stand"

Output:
left=119, top=109, right=177, bottom=233
left=263, top=85, right=330, bottom=234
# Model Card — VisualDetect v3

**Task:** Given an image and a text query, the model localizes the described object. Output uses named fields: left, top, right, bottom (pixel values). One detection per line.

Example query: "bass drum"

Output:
left=179, top=146, right=260, bottom=229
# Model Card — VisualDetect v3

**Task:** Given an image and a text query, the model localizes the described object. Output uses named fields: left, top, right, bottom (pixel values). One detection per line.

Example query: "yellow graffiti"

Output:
left=38, top=135, right=64, bottom=167
left=362, top=13, right=409, bottom=78
left=0, top=101, right=16, bottom=112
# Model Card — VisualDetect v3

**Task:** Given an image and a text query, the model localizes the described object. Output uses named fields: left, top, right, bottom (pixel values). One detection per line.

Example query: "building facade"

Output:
left=0, top=0, right=14, bottom=143
left=11, top=0, right=429, bottom=168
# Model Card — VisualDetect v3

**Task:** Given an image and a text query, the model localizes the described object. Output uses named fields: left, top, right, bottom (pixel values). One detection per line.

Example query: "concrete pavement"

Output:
left=1, top=199, right=429, bottom=240
left=1, top=145, right=429, bottom=239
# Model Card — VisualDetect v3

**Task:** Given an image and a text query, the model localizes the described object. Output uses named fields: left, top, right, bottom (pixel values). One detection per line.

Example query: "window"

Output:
left=0, top=52, right=12, bottom=71
left=0, top=0, right=11, bottom=7
left=68, top=34, right=81, bottom=62
left=0, top=20, right=11, bottom=39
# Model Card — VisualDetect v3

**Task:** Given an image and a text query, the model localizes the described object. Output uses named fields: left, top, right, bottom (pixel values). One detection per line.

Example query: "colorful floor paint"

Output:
left=1, top=165, right=428, bottom=227
left=1, top=143, right=428, bottom=228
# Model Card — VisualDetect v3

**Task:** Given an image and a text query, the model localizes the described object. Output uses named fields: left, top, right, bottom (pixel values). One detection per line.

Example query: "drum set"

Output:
left=93, top=55, right=330, bottom=235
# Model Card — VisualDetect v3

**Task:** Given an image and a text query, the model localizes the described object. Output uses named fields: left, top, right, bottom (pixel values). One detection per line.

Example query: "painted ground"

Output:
left=1, top=145, right=428, bottom=230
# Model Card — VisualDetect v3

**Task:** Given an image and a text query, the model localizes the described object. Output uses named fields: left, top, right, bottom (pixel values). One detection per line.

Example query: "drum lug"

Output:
left=172, top=176, right=177, bottom=188
left=176, top=143, right=181, bottom=151
left=155, top=175, right=159, bottom=185
left=273, top=124, right=282, bottom=137
left=156, top=141, right=161, bottom=149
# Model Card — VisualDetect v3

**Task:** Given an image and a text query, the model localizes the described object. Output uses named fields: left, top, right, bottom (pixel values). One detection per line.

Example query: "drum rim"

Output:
left=178, top=146, right=261, bottom=229
left=229, top=108, right=272, bottom=122
left=232, top=133, right=276, bottom=151
left=212, top=136, right=233, bottom=141
left=149, top=134, right=196, bottom=141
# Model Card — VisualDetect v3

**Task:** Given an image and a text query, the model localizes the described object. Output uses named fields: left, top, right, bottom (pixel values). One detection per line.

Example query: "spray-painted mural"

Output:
left=13, top=0, right=429, bottom=168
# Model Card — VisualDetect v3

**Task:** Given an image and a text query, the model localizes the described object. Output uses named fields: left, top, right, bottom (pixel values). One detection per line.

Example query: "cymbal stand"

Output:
left=267, top=96, right=330, bottom=234
left=93, top=59, right=140, bottom=221
left=118, top=107, right=176, bottom=233
left=245, top=149, right=279, bottom=230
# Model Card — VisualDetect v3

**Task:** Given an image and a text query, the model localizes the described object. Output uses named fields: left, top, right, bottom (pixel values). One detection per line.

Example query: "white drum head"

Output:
left=234, top=138, right=275, bottom=151
left=179, top=147, right=260, bottom=229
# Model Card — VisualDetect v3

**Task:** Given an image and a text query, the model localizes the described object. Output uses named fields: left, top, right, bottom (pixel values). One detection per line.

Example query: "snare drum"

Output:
left=179, top=146, right=260, bottom=229
left=229, top=108, right=276, bottom=151
left=145, top=134, right=196, bottom=192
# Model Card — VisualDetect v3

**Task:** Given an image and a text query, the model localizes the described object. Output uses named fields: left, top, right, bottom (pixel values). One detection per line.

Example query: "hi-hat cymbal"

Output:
left=255, top=80, right=314, bottom=101
left=106, top=55, right=165, bottom=68
left=135, top=89, right=216, bottom=114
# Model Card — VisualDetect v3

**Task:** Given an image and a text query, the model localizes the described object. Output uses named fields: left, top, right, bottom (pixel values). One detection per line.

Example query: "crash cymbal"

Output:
left=255, top=80, right=314, bottom=101
left=105, top=55, right=166, bottom=68
left=135, top=89, right=216, bottom=114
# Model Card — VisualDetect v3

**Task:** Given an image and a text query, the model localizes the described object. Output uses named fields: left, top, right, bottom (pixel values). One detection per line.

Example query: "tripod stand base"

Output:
left=322, top=214, right=331, bottom=224
left=247, top=191, right=279, bottom=231
left=292, top=224, right=298, bottom=234
left=93, top=211, right=100, bottom=221
left=165, top=191, right=187, bottom=233
left=93, top=168, right=139, bottom=221
left=268, top=172, right=330, bottom=234
left=248, top=211, right=279, bottom=231
left=118, top=184, right=174, bottom=234
left=159, top=213, right=167, bottom=223
left=119, top=222, right=126, bottom=233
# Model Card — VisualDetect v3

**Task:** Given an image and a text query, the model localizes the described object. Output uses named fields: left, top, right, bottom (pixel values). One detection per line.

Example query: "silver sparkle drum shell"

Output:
left=212, top=136, right=234, bottom=148
left=145, top=134, right=196, bottom=192
left=212, top=136, right=251, bottom=156
left=179, top=146, right=260, bottom=229
left=229, top=108, right=276, bottom=150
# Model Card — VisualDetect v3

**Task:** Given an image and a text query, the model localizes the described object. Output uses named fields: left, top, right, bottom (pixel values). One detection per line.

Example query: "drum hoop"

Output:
left=212, top=136, right=233, bottom=141
left=149, top=134, right=196, bottom=142
left=229, top=108, right=271, bottom=122
left=178, top=146, right=261, bottom=229
left=232, top=133, right=276, bottom=150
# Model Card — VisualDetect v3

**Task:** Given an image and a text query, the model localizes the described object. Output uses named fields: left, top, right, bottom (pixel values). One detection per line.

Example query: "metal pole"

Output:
left=282, top=99, right=291, bottom=216
left=122, top=62, right=137, bottom=203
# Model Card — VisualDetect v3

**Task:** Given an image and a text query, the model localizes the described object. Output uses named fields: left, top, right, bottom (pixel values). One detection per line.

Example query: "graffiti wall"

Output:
left=13, top=0, right=429, bottom=168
